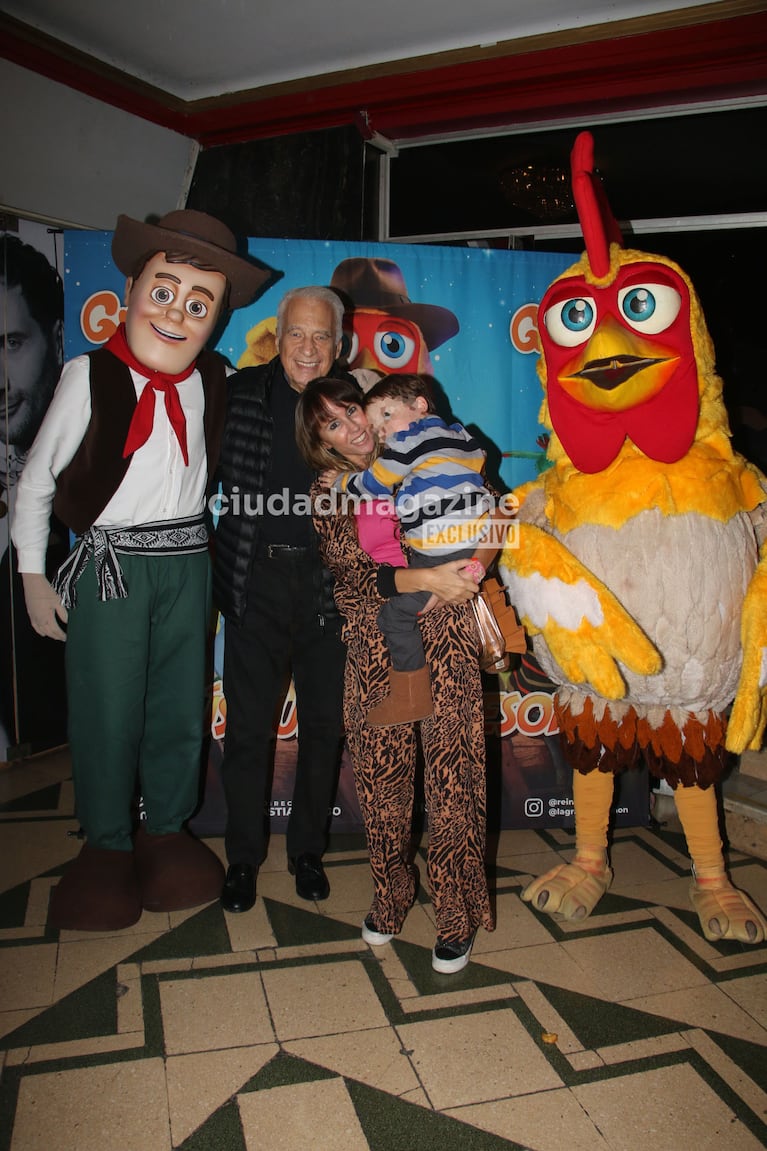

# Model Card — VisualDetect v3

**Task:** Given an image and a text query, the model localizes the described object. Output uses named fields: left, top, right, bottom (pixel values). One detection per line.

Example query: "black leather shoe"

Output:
left=220, top=862, right=256, bottom=913
left=288, top=853, right=330, bottom=901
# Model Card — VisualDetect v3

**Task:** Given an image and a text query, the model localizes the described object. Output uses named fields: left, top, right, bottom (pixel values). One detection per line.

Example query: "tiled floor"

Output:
left=1, top=747, right=766, bottom=1151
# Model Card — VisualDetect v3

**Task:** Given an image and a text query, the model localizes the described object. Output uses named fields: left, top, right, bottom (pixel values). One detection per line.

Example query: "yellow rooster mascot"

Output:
left=500, top=131, right=767, bottom=944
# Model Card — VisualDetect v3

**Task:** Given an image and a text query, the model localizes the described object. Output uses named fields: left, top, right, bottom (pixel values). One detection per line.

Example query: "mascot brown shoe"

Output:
left=134, top=825, right=225, bottom=912
left=49, top=843, right=142, bottom=932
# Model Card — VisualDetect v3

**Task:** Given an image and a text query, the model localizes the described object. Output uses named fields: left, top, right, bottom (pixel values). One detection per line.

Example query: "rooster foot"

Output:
left=521, top=861, right=612, bottom=921
left=689, top=879, right=767, bottom=944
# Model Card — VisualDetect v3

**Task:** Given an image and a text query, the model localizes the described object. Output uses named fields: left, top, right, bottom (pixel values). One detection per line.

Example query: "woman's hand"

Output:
left=318, top=468, right=341, bottom=489
left=395, top=559, right=479, bottom=612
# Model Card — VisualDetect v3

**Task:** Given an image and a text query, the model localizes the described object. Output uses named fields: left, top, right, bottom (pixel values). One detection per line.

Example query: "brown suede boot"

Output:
left=49, top=843, right=142, bottom=932
left=134, top=826, right=225, bottom=912
left=366, top=666, right=434, bottom=727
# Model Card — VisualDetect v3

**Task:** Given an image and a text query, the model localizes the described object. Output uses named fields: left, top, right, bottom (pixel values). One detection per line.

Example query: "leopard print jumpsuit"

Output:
left=315, top=496, right=494, bottom=944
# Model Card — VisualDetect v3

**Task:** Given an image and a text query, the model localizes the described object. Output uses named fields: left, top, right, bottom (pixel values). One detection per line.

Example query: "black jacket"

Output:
left=212, top=355, right=353, bottom=625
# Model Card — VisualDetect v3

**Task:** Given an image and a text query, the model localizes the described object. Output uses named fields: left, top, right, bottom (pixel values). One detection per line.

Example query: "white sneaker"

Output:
left=362, top=915, right=394, bottom=946
left=432, top=932, right=475, bottom=973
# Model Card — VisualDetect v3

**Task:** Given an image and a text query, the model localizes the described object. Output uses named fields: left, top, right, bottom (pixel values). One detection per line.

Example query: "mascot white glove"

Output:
left=21, top=573, right=68, bottom=641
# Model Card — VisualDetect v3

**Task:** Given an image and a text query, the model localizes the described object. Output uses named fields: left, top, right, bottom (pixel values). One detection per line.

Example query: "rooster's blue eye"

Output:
left=622, top=287, right=655, bottom=320
left=562, top=299, right=593, bottom=331
left=543, top=296, right=597, bottom=347
left=618, top=282, right=682, bottom=334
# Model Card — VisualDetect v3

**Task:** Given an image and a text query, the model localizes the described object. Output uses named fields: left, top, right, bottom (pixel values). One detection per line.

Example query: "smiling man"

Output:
left=0, top=235, right=66, bottom=758
left=0, top=237, right=62, bottom=456
left=213, top=286, right=355, bottom=914
left=12, top=210, right=272, bottom=931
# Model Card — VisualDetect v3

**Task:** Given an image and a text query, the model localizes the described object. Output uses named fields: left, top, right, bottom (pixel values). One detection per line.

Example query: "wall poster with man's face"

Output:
left=1, top=222, right=67, bottom=761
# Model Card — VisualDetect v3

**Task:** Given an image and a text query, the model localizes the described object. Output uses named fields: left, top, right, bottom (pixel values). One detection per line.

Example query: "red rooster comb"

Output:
left=571, top=132, right=623, bottom=278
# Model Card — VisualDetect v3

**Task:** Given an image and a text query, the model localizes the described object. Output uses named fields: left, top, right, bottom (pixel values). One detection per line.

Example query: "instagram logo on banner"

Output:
left=524, top=798, right=544, bottom=817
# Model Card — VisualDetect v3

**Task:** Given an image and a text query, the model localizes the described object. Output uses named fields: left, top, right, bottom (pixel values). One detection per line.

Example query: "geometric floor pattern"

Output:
left=1, top=749, right=766, bottom=1150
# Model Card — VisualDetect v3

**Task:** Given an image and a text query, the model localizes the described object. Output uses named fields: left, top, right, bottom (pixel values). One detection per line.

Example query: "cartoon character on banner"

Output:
left=238, top=257, right=459, bottom=391
left=499, top=131, right=767, bottom=944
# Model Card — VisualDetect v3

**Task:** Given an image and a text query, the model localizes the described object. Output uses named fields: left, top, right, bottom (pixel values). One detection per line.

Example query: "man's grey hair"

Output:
left=276, top=285, right=344, bottom=344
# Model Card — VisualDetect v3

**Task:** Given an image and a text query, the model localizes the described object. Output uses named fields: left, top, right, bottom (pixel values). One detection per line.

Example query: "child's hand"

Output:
left=460, top=559, right=486, bottom=585
left=318, top=468, right=341, bottom=489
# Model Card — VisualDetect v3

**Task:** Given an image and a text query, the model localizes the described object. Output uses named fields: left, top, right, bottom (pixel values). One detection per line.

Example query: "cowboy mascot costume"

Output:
left=13, top=210, right=272, bottom=931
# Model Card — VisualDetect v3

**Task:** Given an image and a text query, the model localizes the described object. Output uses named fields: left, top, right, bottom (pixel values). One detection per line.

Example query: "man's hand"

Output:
left=21, top=573, right=68, bottom=641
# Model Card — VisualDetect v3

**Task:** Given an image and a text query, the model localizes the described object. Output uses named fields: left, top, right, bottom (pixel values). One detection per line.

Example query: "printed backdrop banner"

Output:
left=63, top=234, right=576, bottom=489
left=62, top=232, right=649, bottom=832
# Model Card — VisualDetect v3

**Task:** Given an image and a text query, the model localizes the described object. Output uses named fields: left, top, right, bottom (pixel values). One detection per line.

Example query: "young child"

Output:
left=324, top=373, right=497, bottom=726
left=12, top=210, right=272, bottom=930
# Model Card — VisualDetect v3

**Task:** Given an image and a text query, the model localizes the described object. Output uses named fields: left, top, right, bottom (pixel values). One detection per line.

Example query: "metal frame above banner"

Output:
left=376, top=97, right=767, bottom=247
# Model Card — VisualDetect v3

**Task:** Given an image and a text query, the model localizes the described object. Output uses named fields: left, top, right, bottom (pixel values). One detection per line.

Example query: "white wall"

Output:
left=1, top=60, right=198, bottom=230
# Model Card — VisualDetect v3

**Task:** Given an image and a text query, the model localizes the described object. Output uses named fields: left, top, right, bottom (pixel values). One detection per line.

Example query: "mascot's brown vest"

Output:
left=53, top=347, right=228, bottom=535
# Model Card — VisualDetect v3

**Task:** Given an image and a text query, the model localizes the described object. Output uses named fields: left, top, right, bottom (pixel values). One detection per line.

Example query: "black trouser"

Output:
left=221, top=550, right=346, bottom=867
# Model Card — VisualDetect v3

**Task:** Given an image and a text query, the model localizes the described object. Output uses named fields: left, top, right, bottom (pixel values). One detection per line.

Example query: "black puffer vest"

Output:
left=212, top=356, right=350, bottom=625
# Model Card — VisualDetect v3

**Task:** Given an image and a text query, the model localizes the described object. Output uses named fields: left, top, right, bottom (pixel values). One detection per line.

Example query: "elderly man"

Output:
left=213, top=286, right=352, bottom=912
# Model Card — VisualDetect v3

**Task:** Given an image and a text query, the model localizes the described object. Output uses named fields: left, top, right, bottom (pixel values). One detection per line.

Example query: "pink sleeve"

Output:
left=355, top=500, right=407, bottom=567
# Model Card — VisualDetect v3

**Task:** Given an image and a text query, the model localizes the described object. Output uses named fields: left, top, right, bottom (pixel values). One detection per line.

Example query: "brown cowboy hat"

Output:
left=112, top=209, right=275, bottom=310
left=329, top=258, right=459, bottom=350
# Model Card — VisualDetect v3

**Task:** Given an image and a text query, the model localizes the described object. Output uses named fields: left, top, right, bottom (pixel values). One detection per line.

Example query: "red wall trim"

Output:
left=3, top=12, right=766, bottom=146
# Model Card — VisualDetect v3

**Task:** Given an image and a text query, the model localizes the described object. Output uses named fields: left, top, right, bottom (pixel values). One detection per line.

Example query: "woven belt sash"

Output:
left=53, top=515, right=208, bottom=607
